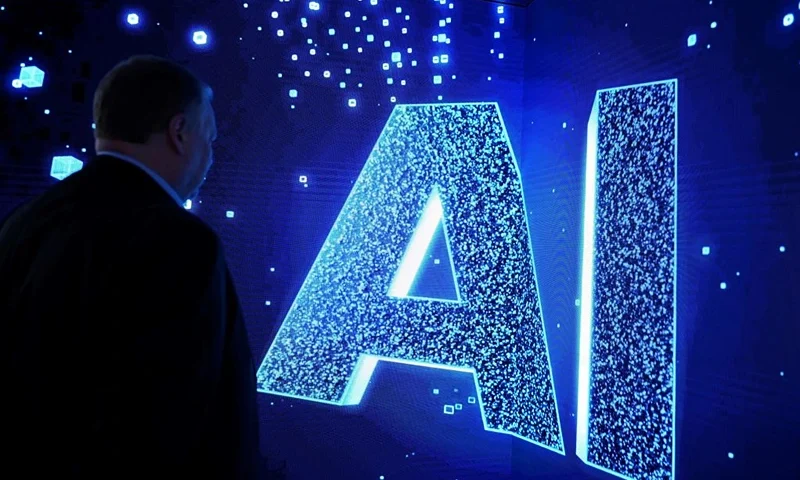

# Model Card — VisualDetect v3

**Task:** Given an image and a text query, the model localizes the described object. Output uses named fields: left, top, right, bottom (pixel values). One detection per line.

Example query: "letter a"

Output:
left=257, top=103, right=564, bottom=452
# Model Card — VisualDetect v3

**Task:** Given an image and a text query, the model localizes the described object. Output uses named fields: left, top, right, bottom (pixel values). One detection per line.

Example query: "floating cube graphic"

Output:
left=50, top=156, right=83, bottom=180
left=19, top=66, right=45, bottom=88
left=193, top=31, right=208, bottom=45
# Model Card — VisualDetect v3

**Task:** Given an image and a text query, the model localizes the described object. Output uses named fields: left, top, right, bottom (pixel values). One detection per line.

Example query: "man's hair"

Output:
left=93, top=55, right=212, bottom=144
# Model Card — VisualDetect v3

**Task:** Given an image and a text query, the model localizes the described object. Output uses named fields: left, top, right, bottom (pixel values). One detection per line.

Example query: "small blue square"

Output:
left=443, top=405, right=455, bottom=415
left=702, top=246, right=710, bottom=256
left=432, top=388, right=439, bottom=395
left=467, top=396, right=476, bottom=404
left=226, top=210, right=235, bottom=218
left=687, top=34, right=697, bottom=47
left=720, top=282, right=727, bottom=290
left=454, top=403, right=463, bottom=410
left=391, top=52, right=401, bottom=62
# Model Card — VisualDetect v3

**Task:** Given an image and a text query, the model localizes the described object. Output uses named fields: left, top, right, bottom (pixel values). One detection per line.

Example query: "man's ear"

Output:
left=168, top=114, right=189, bottom=155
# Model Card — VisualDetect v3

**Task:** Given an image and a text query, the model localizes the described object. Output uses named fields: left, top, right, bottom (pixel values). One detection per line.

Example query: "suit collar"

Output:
left=96, top=151, right=185, bottom=207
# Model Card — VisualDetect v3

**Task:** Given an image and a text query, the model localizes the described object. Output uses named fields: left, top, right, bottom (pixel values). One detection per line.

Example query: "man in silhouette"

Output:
left=0, top=56, right=261, bottom=478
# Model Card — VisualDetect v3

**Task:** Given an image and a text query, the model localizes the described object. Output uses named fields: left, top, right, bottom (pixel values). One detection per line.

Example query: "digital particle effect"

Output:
left=257, top=102, right=564, bottom=453
left=577, top=80, right=678, bottom=479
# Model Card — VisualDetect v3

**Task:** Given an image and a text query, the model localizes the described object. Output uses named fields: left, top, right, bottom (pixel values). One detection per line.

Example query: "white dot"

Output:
left=728, top=452, right=734, bottom=459
left=271, top=11, right=278, bottom=18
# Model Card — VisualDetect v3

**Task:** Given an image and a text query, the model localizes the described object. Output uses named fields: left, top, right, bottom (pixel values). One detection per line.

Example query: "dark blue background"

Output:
left=1, top=0, right=798, bottom=478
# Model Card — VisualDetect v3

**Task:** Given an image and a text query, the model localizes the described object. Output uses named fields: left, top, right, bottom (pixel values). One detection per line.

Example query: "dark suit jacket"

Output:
left=0, top=155, right=260, bottom=478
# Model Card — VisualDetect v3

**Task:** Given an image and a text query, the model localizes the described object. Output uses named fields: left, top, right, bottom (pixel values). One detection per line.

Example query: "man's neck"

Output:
left=95, top=141, right=186, bottom=204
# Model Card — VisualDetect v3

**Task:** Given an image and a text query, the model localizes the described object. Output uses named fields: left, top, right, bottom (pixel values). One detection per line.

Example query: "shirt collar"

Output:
left=97, top=151, right=185, bottom=206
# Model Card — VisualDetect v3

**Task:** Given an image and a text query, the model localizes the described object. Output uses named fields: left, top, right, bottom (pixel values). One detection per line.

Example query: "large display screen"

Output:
left=2, top=0, right=798, bottom=478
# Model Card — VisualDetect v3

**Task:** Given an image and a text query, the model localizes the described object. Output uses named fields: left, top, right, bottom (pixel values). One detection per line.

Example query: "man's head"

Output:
left=93, top=55, right=217, bottom=201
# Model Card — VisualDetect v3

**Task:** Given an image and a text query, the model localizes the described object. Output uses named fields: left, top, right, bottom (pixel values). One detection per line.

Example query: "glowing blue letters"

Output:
left=258, top=85, right=679, bottom=477
left=257, top=103, right=564, bottom=452
left=577, top=80, right=678, bottom=479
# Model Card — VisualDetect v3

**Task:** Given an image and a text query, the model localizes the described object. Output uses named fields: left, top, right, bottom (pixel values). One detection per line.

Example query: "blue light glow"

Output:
left=257, top=103, right=564, bottom=453
left=126, top=13, right=139, bottom=25
left=784, top=13, right=794, bottom=27
left=192, top=30, right=208, bottom=45
left=577, top=80, right=678, bottom=479
left=50, top=155, right=84, bottom=180
left=687, top=34, right=697, bottom=47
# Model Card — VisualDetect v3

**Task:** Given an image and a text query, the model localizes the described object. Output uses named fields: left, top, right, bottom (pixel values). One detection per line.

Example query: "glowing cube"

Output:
left=19, top=66, right=45, bottom=88
left=50, top=156, right=83, bottom=180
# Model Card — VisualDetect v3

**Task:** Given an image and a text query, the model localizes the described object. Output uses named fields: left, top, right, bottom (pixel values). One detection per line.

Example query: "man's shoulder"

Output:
left=133, top=205, right=221, bottom=251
